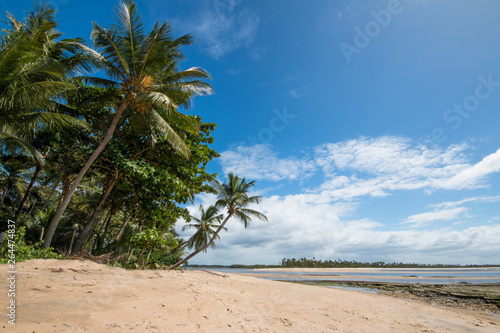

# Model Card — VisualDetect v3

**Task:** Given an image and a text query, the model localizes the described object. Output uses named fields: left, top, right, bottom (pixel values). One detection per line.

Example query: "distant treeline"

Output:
left=280, top=258, right=499, bottom=268
left=188, top=264, right=282, bottom=269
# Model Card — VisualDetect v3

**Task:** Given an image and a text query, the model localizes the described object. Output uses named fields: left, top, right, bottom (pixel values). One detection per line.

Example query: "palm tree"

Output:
left=168, top=173, right=268, bottom=269
left=179, top=204, right=225, bottom=253
left=43, top=0, right=213, bottom=247
left=0, top=3, right=90, bottom=164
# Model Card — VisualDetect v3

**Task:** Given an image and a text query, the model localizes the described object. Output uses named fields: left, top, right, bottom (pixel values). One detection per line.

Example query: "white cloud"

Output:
left=186, top=136, right=500, bottom=265
left=220, top=136, right=500, bottom=200
left=314, top=136, right=469, bottom=179
left=220, top=144, right=316, bottom=181
left=182, top=191, right=500, bottom=265
left=401, top=207, right=468, bottom=228
left=432, top=195, right=500, bottom=209
left=437, top=148, right=500, bottom=189
left=312, top=137, right=500, bottom=199
left=179, top=0, right=260, bottom=59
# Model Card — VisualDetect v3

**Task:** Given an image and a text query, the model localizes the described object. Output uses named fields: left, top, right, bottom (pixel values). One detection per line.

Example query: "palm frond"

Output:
left=137, top=90, right=177, bottom=108
left=91, top=23, right=130, bottom=78
left=114, top=0, right=144, bottom=74
left=0, top=132, right=44, bottom=165
left=76, top=76, right=120, bottom=89
left=144, top=109, right=191, bottom=159
left=2, top=112, right=89, bottom=134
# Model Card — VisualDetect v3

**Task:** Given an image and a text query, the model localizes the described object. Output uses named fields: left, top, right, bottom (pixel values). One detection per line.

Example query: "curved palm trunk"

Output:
left=71, top=173, right=119, bottom=254
left=165, top=235, right=195, bottom=257
left=168, top=213, right=233, bottom=270
left=96, top=204, right=119, bottom=252
left=116, top=213, right=131, bottom=241
left=43, top=100, right=129, bottom=248
left=14, top=165, right=41, bottom=221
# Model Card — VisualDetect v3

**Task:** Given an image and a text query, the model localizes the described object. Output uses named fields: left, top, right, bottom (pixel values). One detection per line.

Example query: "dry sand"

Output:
left=1, top=259, right=499, bottom=332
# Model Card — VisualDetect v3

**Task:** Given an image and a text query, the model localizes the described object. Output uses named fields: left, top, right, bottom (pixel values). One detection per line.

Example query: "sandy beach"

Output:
left=1, top=259, right=499, bottom=332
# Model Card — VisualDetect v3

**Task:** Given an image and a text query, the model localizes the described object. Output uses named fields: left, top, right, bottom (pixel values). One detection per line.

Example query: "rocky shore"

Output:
left=296, top=280, right=500, bottom=314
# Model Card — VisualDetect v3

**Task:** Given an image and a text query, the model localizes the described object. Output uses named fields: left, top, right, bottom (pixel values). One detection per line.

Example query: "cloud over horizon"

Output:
left=175, top=136, right=500, bottom=265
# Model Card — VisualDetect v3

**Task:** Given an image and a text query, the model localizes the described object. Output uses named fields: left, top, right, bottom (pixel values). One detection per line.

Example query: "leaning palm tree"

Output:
left=0, top=3, right=91, bottom=164
left=43, top=0, right=213, bottom=247
left=168, top=173, right=268, bottom=269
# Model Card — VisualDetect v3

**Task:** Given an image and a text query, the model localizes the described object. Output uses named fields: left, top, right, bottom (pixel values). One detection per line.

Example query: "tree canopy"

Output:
left=0, top=1, right=266, bottom=270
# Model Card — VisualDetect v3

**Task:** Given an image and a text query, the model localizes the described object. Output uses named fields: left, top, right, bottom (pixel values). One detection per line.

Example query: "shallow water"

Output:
left=195, top=267, right=500, bottom=284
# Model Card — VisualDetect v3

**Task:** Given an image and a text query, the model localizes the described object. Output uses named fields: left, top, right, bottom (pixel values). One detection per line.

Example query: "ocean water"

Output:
left=195, top=267, right=500, bottom=285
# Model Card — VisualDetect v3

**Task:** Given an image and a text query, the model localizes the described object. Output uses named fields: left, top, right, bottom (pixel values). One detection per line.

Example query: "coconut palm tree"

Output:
left=181, top=204, right=225, bottom=253
left=168, top=173, right=268, bottom=269
left=43, top=0, right=213, bottom=247
left=0, top=3, right=91, bottom=164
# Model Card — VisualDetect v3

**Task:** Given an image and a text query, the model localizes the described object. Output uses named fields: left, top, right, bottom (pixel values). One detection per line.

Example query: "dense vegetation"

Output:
left=0, top=1, right=267, bottom=268
left=280, top=258, right=499, bottom=268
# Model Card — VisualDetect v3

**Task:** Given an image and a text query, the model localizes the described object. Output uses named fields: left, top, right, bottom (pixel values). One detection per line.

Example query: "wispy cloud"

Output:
left=436, top=148, right=500, bottom=189
left=401, top=207, right=468, bottom=228
left=220, top=136, right=500, bottom=200
left=432, top=195, right=500, bottom=209
left=179, top=0, right=260, bottom=59
left=220, top=144, right=316, bottom=181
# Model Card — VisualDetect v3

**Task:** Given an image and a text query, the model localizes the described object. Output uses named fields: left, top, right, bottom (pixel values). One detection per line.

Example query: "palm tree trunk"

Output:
left=125, top=247, right=134, bottom=264
left=43, top=100, right=129, bottom=248
left=41, top=180, right=59, bottom=212
left=164, top=235, right=194, bottom=257
left=71, top=174, right=119, bottom=254
left=97, top=205, right=119, bottom=251
left=125, top=225, right=142, bottom=264
left=39, top=227, right=44, bottom=242
left=137, top=247, right=145, bottom=264
left=26, top=197, right=37, bottom=216
left=142, top=248, right=153, bottom=268
left=14, top=165, right=41, bottom=221
left=168, top=213, right=233, bottom=270
left=41, top=179, right=69, bottom=244
left=67, top=228, right=77, bottom=256
left=116, top=213, right=131, bottom=241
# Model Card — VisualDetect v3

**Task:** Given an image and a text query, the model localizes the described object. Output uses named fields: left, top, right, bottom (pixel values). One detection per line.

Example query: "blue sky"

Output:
left=3, top=0, right=500, bottom=265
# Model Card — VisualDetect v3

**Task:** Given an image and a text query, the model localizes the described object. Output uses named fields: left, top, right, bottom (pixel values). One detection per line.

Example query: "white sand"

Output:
left=1, top=259, right=499, bottom=332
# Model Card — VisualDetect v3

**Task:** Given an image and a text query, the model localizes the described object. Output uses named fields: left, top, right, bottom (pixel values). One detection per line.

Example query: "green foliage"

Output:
left=0, top=226, right=61, bottom=263
left=0, top=2, right=219, bottom=265
left=147, top=251, right=182, bottom=266
left=131, top=228, right=173, bottom=250
left=279, top=258, right=494, bottom=268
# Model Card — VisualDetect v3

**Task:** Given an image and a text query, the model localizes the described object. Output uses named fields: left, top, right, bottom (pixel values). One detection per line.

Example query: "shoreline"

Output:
left=239, top=273, right=499, bottom=280
left=254, top=267, right=500, bottom=272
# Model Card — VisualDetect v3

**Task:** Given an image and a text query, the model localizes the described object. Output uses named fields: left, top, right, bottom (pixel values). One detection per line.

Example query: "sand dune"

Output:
left=1, top=259, right=499, bottom=332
